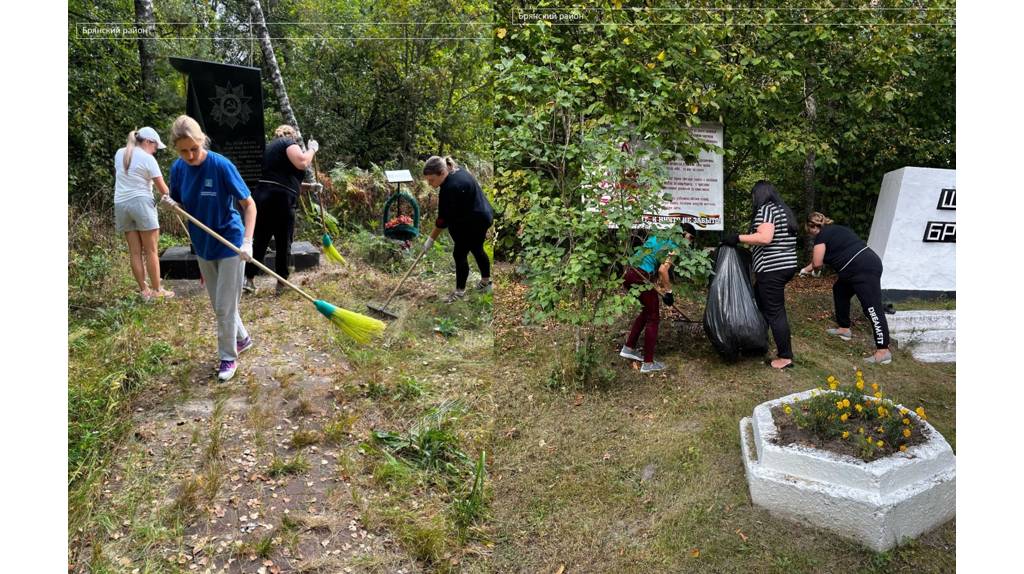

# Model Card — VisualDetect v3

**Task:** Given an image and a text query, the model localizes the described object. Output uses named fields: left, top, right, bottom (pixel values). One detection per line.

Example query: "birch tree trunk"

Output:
left=247, top=0, right=314, bottom=181
left=803, top=77, right=818, bottom=253
left=134, top=0, right=156, bottom=101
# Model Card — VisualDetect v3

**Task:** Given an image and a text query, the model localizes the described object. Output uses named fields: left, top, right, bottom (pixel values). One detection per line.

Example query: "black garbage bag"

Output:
left=703, top=245, right=769, bottom=361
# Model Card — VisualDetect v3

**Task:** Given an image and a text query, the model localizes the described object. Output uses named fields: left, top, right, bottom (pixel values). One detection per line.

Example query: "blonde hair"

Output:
left=806, top=211, right=834, bottom=230
left=170, top=115, right=208, bottom=148
left=423, top=155, right=458, bottom=176
left=123, top=130, right=139, bottom=173
left=274, top=124, right=298, bottom=139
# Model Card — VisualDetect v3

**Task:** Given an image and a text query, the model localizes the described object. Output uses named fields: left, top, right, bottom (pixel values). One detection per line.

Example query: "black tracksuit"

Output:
left=245, top=138, right=304, bottom=281
left=816, top=225, right=890, bottom=349
left=436, top=169, right=493, bottom=290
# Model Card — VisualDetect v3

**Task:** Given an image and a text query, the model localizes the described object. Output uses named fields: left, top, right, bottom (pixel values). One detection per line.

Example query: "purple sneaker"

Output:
left=218, top=360, right=237, bottom=381
left=237, top=336, right=254, bottom=355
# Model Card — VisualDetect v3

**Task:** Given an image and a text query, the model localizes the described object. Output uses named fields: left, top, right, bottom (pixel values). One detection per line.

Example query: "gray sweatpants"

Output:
left=196, top=255, right=250, bottom=361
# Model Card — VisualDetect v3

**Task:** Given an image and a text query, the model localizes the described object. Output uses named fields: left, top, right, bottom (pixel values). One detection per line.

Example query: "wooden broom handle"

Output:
left=167, top=201, right=317, bottom=305
left=381, top=248, right=427, bottom=309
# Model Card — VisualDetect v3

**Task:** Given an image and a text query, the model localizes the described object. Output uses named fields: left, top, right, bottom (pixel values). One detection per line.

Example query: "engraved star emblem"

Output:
left=208, top=82, right=253, bottom=129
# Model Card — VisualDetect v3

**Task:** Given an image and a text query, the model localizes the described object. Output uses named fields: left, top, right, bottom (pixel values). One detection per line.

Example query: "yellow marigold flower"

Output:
left=877, top=440, right=885, bottom=448
left=784, top=405, right=792, bottom=415
left=855, top=404, right=863, bottom=413
left=900, top=408, right=909, bottom=416
left=858, top=427, right=864, bottom=434
left=915, top=407, right=927, bottom=419
left=874, top=392, right=883, bottom=399
left=842, top=431, right=850, bottom=439
left=842, top=399, right=851, bottom=408
left=903, top=428, right=912, bottom=438
left=856, top=369, right=863, bottom=378
left=899, top=445, right=908, bottom=452
left=829, top=381, right=838, bottom=390
left=871, top=382, right=879, bottom=390
left=876, top=426, right=884, bottom=433
left=827, top=375, right=837, bottom=384
left=840, top=413, right=849, bottom=422
left=855, top=381, right=864, bottom=390
left=903, top=418, right=910, bottom=425
left=836, top=401, right=844, bottom=409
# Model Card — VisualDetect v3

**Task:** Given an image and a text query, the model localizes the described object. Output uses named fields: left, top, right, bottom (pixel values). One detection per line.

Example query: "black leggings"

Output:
left=834, top=250, right=890, bottom=349
left=245, top=187, right=295, bottom=280
left=754, top=268, right=797, bottom=359
left=449, top=219, right=491, bottom=290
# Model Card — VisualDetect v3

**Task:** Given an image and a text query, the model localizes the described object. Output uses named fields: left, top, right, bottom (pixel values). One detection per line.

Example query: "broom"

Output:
left=165, top=200, right=385, bottom=343
left=309, top=153, right=346, bottom=264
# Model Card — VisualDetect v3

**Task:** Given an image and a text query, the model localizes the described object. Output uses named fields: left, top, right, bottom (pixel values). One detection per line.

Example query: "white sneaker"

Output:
left=445, top=290, right=466, bottom=304
left=640, top=361, right=666, bottom=373
left=826, top=328, right=852, bottom=341
left=217, top=360, right=237, bottom=381
left=863, top=350, right=893, bottom=365
left=619, top=346, right=643, bottom=362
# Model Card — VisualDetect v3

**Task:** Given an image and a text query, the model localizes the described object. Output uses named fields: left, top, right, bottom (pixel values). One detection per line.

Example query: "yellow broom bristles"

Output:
left=314, top=299, right=385, bottom=343
left=324, top=242, right=347, bottom=264
left=322, top=234, right=347, bottom=264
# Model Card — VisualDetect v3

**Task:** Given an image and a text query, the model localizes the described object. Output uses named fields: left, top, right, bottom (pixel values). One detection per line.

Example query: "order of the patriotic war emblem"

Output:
left=208, top=82, right=253, bottom=128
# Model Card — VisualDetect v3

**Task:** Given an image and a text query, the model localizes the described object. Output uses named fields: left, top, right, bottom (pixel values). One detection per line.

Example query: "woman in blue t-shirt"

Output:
left=164, top=115, right=258, bottom=382
left=801, top=212, right=892, bottom=365
left=619, top=222, right=696, bottom=373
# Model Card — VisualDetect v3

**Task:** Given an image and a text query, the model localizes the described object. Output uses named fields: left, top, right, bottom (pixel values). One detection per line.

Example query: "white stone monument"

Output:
left=867, top=167, right=956, bottom=362
left=868, top=167, right=956, bottom=298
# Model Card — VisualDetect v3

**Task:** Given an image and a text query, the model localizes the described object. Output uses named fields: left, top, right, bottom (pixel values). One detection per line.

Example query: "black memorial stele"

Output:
left=169, top=57, right=265, bottom=189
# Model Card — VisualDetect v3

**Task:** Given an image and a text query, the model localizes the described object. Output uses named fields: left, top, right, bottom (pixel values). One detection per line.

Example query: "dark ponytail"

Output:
left=751, top=180, right=798, bottom=235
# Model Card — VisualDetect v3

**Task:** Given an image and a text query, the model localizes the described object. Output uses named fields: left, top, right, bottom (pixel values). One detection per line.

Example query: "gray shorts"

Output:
left=114, top=196, right=159, bottom=233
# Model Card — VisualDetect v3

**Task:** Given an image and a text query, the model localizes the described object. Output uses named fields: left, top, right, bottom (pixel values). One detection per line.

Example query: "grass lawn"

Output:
left=487, top=272, right=955, bottom=573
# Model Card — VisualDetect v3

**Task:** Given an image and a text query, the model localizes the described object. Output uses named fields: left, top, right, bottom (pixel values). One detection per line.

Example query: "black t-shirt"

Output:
left=261, top=137, right=305, bottom=198
left=437, top=169, right=493, bottom=230
left=814, top=224, right=867, bottom=270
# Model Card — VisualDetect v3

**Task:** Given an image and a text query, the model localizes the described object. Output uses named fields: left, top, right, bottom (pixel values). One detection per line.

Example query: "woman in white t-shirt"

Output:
left=114, top=126, right=174, bottom=299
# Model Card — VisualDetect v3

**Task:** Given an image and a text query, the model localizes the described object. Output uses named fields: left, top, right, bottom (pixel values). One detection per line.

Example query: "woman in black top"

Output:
left=422, top=156, right=494, bottom=303
left=243, top=125, right=318, bottom=295
left=801, top=212, right=892, bottom=365
left=722, top=181, right=799, bottom=369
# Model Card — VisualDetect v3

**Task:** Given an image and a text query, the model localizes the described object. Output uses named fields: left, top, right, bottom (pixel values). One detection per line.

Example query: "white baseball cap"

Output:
left=137, top=126, right=167, bottom=149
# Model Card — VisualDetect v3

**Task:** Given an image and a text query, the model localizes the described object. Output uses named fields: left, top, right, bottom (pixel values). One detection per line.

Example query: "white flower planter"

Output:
left=739, top=390, right=955, bottom=552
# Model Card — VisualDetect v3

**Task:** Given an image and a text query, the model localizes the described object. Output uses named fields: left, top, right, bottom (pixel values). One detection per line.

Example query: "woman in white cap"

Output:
left=113, top=127, right=174, bottom=299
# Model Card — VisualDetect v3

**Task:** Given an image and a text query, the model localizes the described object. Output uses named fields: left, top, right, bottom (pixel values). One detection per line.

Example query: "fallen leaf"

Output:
left=736, top=528, right=748, bottom=542
left=690, top=548, right=700, bottom=558
left=555, top=566, right=565, bottom=574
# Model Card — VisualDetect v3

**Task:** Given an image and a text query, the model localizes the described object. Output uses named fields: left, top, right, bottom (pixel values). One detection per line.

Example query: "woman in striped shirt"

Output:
left=722, top=181, right=799, bottom=369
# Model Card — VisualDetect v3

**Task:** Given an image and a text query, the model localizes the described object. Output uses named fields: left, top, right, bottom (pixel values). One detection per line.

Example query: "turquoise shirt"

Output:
left=635, top=236, right=678, bottom=273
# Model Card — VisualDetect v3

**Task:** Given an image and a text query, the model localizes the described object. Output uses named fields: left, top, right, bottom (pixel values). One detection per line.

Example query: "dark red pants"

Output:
left=623, top=267, right=660, bottom=362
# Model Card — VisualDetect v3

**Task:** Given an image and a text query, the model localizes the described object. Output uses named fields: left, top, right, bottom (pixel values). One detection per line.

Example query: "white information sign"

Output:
left=651, top=122, right=725, bottom=230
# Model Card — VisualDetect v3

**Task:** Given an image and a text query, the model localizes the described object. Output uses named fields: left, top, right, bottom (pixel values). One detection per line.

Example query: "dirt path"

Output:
left=75, top=256, right=495, bottom=573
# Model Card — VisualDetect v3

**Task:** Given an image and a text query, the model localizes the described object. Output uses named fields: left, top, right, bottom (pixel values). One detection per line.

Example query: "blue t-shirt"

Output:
left=635, top=236, right=678, bottom=273
left=170, top=151, right=251, bottom=261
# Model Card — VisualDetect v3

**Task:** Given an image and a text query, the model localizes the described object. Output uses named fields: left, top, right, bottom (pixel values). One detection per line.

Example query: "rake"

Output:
left=366, top=247, right=429, bottom=320
left=166, top=200, right=384, bottom=343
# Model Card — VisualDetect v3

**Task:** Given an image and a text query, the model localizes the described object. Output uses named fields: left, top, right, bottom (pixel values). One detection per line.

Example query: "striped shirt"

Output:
left=751, top=202, right=798, bottom=273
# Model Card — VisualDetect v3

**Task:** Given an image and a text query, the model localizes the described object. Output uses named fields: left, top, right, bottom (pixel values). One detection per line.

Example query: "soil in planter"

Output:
left=770, top=405, right=930, bottom=462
